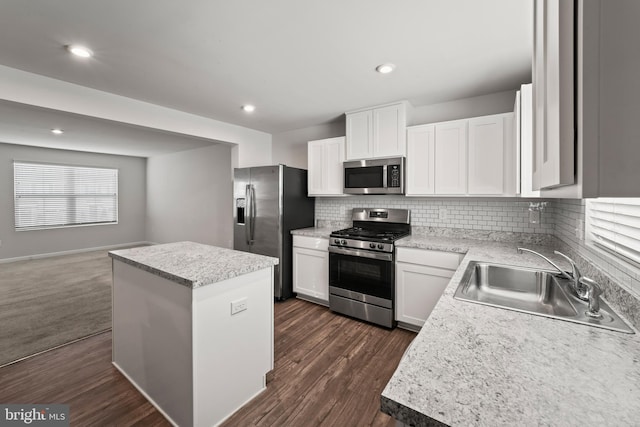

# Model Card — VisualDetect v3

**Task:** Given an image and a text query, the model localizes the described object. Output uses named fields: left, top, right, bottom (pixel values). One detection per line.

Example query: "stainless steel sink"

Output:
left=454, top=262, right=634, bottom=334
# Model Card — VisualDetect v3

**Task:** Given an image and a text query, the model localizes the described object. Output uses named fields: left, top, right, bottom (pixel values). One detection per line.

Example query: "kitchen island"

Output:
left=109, top=241, right=278, bottom=427
left=381, top=235, right=640, bottom=427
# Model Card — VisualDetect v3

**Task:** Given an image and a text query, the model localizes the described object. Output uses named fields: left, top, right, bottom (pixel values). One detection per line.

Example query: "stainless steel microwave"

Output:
left=343, top=157, right=405, bottom=195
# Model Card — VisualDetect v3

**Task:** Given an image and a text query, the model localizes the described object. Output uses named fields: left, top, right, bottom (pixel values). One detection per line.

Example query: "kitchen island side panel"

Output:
left=112, top=259, right=193, bottom=427
left=192, top=267, right=274, bottom=426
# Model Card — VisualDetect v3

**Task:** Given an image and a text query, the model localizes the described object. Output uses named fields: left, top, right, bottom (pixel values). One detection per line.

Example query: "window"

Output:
left=586, top=198, right=640, bottom=267
left=14, top=162, right=118, bottom=231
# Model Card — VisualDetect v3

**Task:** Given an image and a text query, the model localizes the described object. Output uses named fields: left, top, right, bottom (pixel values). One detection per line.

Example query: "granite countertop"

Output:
left=382, top=235, right=640, bottom=427
left=109, top=241, right=278, bottom=289
left=290, top=227, right=335, bottom=239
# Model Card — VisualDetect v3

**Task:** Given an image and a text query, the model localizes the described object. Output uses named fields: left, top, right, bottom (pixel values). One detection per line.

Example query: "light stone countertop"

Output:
left=290, top=227, right=334, bottom=239
left=382, top=235, right=640, bottom=426
left=109, top=241, right=278, bottom=289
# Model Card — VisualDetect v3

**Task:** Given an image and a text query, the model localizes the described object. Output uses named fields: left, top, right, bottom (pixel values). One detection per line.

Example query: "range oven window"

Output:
left=344, top=166, right=383, bottom=189
left=329, top=252, right=393, bottom=300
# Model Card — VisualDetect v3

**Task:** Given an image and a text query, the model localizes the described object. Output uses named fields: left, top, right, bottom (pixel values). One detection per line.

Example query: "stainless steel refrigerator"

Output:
left=233, top=165, right=315, bottom=300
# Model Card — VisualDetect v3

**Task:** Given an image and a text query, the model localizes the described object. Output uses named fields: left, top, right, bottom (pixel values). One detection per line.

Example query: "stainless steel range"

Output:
left=328, top=208, right=410, bottom=328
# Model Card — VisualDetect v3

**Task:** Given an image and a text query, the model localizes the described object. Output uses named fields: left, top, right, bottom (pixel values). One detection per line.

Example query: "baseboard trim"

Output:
left=396, top=321, right=422, bottom=333
left=0, top=242, right=153, bottom=264
left=295, top=294, right=329, bottom=307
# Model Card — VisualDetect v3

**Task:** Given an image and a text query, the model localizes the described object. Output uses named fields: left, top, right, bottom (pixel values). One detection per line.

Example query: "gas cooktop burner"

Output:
left=331, top=227, right=409, bottom=241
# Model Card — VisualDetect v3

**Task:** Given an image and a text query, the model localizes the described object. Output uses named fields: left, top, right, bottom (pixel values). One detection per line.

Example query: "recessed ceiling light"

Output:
left=376, top=63, right=396, bottom=74
left=51, top=128, right=64, bottom=135
left=242, top=104, right=256, bottom=113
left=66, top=44, right=93, bottom=58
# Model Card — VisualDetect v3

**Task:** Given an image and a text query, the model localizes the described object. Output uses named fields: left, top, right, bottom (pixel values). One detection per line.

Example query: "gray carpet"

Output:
left=0, top=249, right=115, bottom=366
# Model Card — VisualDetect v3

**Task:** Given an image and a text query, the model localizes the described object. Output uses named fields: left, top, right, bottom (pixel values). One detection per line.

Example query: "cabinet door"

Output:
left=468, top=115, right=505, bottom=195
left=406, top=125, right=435, bottom=195
left=519, top=84, right=540, bottom=197
left=292, top=247, right=329, bottom=302
left=395, top=262, right=454, bottom=328
left=346, top=110, right=373, bottom=160
left=434, top=121, right=467, bottom=194
left=373, top=103, right=406, bottom=157
left=307, top=137, right=345, bottom=196
left=533, top=0, right=574, bottom=190
left=307, top=140, right=325, bottom=195
left=324, top=137, right=345, bottom=195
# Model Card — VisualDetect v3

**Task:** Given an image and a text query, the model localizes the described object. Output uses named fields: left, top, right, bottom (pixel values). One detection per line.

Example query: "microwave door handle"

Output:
left=382, top=165, right=388, bottom=188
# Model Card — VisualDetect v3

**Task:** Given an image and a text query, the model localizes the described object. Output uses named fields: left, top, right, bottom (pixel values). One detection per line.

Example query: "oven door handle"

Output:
left=328, top=246, right=393, bottom=262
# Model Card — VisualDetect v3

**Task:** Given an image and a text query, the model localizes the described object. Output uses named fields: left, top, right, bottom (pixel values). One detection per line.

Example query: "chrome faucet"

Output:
left=516, top=248, right=588, bottom=300
left=580, top=277, right=604, bottom=318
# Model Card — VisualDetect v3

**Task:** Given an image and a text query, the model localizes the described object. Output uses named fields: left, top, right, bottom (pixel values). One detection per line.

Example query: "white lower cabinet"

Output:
left=395, top=247, right=463, bottom=329
left=292, top=235, right=329, bottom=304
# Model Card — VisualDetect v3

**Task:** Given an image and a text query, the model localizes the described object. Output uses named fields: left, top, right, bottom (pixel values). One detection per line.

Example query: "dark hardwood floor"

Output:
left=0, top=298, right=415, bottom=426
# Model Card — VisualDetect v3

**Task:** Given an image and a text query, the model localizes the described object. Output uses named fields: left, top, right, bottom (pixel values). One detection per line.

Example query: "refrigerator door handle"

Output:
left=245, top=184, right=252, bottom=245
left=248, top=184, right=256, bottom=244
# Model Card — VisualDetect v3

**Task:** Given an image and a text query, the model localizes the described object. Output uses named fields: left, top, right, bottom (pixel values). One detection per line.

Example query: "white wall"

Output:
left=410, top=90, right=518, bottom=125
left=0, top=143, right=146, bottom=260
left=271, top=120, right=345, bottom=169
left=270, top=90, right=518, bottom=169
left=146, top=144, right=233, bottom=248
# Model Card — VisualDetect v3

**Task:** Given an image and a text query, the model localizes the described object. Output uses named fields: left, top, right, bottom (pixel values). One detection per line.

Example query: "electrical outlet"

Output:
left=231, top=297, right=248, bottom=315
left=528, top=210, right=540, bottom=224
left=438, top=208, right=448, bottom=220
left=576, top=219, right=585, bottom=240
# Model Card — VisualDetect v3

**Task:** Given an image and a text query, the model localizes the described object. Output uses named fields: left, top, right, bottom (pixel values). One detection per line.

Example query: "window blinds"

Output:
left=586, top=198, right=640, bottom=266
left=14, top=162, right=118, bottom=231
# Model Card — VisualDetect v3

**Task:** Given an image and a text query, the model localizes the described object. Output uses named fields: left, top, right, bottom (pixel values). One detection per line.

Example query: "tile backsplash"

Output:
left=316, top=196, right=555, bottom=234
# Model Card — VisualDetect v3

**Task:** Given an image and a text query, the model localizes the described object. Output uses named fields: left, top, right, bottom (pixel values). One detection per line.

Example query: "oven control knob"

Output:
left=377, top=244, right=384, bottom=250
left=340, top=240, right=347, bottom=245
left=369, top=243, right=376, bottom=249
left=334, top=239, right=340, bottom=244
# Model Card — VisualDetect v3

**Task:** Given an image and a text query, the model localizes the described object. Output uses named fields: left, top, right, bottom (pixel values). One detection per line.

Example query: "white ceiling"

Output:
left=0, top=0, right=532, bottom=155
left=0, top=100, right=220, bottom=157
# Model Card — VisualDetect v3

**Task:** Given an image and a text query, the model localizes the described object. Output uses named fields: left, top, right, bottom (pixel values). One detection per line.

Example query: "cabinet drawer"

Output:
left=293, top=235, right=329, bottom=251
left=396, top=247, right=462, bottom=270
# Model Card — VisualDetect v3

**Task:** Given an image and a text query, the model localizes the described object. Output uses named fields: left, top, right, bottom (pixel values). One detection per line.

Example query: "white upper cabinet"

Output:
left=307, top=136, right=345, bottom=196
left=345, top=110, right=372, bottom=160
left=468, top=113, right=516, bottom=196
left=517, top=84, right=540, bottom=197
left=532, top=0, right=575, bottom=190
left=346, top=102, right=407, bottom=160
left=406, top=113, right=516, bottom=197
left=434, top=120, right=467, bottom=195
left=373, top=104, right=407, bottom=158
left=406, top=125, right=435, bottom=195
left=537, top=1, right=640, bottom=198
